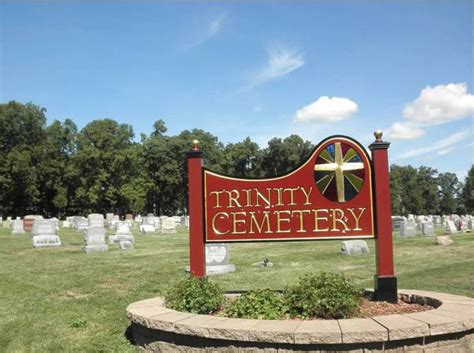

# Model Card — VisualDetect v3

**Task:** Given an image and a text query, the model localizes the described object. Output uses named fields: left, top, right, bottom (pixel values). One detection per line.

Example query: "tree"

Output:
left=416, top=166, right=439, bottom=214
left=437, top=172, right=461, bottom=215
left=223, top=137, right=261, bottom=178
left=261, top=135, right=313, bottom=177
left=0, top=101, right=47, bottom=216
left=462, top=165, right=474, bottom=213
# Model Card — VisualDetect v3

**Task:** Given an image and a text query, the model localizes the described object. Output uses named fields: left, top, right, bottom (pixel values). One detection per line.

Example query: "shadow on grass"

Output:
left=124, top=325, right=135, bottom=345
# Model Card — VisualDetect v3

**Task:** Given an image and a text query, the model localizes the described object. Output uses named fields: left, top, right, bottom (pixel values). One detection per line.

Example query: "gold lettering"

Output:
left=292, top=210, right=311, bottom=233
left=348, top=207, right=366, bottom=231
left=210, top=190, right=225, bottom=208
left=231, top=212, right=246, bottom=234
left=249, top=211, right=272, bottom=234
left=331, top=208, right=349, bottom=232
left=300, top=187, right=313, bottom=205
left=254, top=188, right=271, bottom=207
left=226, top=189, right=242, bottom=208
left=211, top=212, right=230, bottom=235
left=313, top=209, right=329, bottom=232
left=275, top=210, right=291, bottom=233
left=273, top=188, right=284, bottom=206
left=284, top=187, right=299, bottom=206
left=243, top=189, right=252, bottom=207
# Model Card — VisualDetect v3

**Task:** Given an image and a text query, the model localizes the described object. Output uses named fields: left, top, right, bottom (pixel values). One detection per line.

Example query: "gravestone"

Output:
left=109, top=222, right=134, bottom=244
left=119, top=240, right=133, bottom=250
left=88, top=214, right=104, bottom=228
left=391, top=216, right=404, bottom=231
left=400, top=220, right=416, bottom=237
left=205, top=243, right=235, bottom=274
left=125, top=213, right=133, bottom=221
left=172, top=216, right=181, bottom=227
left=11, top=219, right=25, bottom=235
left=468, top=219, right=474, bottom=232
left=340, top=240, right=370, bottom=256
left=74, top=216, right=88, bottom=231
left=32, top=219, right=61, bottom=248
left=82, top=226, right=108, bottom=253
left=161, top=218, right=177, bottom=234
left=445, top=220, right=458, bottom=235
left=110, top=215, right=120, bottom=228
left=139, top=224, right=155, bottom=234
left=62, top=220, right=71, bottom=228
left=184, top=216, right=189, bottom=228
left=153, top=217, right=161, bottom=231
left=433, top=215, right=442, bottom=226
left=421, top=221, right=435, bottom=236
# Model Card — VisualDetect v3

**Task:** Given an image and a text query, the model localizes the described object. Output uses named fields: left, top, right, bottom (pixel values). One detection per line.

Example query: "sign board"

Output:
left=204, top=136, right=374, bottom=242
left=187, top=132, right=397, bottom=303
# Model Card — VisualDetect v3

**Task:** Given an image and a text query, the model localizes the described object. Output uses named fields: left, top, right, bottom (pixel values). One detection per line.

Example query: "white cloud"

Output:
left=403, top=83, right=474, bottom=125
left=385, top=122, right=426, bottom=140
left=395, top=131, right=471, bottom=160
left=293, top=96, right=358, bottom=123
left=185, top=15, right=225, bottom=50
left=253, top=44, right=304, bottom=85
left=437, top=147, right=454, bottom=156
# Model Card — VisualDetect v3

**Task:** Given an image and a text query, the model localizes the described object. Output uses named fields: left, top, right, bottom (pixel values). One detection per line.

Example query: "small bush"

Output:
left=222, top=289, right=288, bottom=320
left=284, top=272, right=362, bottom=319
left=165, top=276, right=224, bottom=314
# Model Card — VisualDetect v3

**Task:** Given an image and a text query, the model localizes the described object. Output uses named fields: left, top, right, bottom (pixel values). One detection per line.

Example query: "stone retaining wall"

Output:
left=126, top=290, right=474, bottom=352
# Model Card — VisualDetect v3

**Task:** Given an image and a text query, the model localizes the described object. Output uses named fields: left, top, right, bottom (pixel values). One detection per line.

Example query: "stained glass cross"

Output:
left=314, top=142, right=364, bottom=202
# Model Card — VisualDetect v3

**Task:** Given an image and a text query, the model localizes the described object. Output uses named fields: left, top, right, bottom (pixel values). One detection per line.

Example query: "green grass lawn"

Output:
left=0, top=225, right=473, bottom=352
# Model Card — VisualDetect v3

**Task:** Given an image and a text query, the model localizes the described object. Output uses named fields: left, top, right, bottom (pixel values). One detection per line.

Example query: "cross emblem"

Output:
left=314, top=142, right=365, bottom=202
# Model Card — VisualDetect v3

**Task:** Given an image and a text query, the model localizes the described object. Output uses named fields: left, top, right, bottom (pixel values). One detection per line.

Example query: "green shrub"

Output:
left=222, top=289, right=288, bottom=320
left=165, top=276, right=224, bottom=314
left=284, top=272, right=362, bottom=319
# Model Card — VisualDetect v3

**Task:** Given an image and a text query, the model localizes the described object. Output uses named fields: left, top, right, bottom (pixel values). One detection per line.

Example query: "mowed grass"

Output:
left=0, top=225, right=473, bottom=352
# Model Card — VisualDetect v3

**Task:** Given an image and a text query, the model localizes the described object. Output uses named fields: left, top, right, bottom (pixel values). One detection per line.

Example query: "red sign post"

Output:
left=187, top=132, right=397, bottom=302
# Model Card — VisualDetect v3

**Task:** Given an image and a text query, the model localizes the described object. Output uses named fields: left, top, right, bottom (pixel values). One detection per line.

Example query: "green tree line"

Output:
left=0, top=101, right=473, bottom=217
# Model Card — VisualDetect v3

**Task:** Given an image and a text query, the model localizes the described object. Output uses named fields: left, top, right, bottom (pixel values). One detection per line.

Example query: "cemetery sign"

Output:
left=204, top=136, right=374, bottom=242
left=187, top=131, right=397, bottom=302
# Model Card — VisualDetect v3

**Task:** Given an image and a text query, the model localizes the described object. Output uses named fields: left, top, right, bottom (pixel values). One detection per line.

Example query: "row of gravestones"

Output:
left=392, top=215, right=474, bottom=237
left=139, top=215, right=189, bottom=234
left=81, top=214, right=135, bottom=252
left=8, top=218, right=62, bottom=248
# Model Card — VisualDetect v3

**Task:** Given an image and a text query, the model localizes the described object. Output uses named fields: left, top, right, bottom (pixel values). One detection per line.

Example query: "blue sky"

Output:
left=1, top=1, right=473, bottom=179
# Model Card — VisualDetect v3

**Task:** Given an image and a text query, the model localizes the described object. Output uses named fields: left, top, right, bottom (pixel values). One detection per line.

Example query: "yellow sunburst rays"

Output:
left=314, top=142, right=364, bottom=202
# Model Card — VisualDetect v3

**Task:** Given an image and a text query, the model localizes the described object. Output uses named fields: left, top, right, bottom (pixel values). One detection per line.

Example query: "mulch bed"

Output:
left=355, top=297, right=434, bottom=318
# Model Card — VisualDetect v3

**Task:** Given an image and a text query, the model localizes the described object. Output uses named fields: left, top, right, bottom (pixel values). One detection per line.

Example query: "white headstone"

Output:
left=119, top=240, right=133, bottom=250
left=445, top=220, right=458, bottom=235
left=109, top=222, right=134, bottom=244
left=421, top=221, right=435, bottom=236
left=32, top=219, right=60, bottom=248
left=340, top=240, right=370, bottom=256
left=83, top=226, right=108, bottom=253
left=139, top=224, right=155, bottom=234
left=11, top=219, right=25, bottom=235
left=88, top=213, right=104, bottom=228
left=400, top=220, right=416, bottom=237
left=161, top=218, right=177, bottom=234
